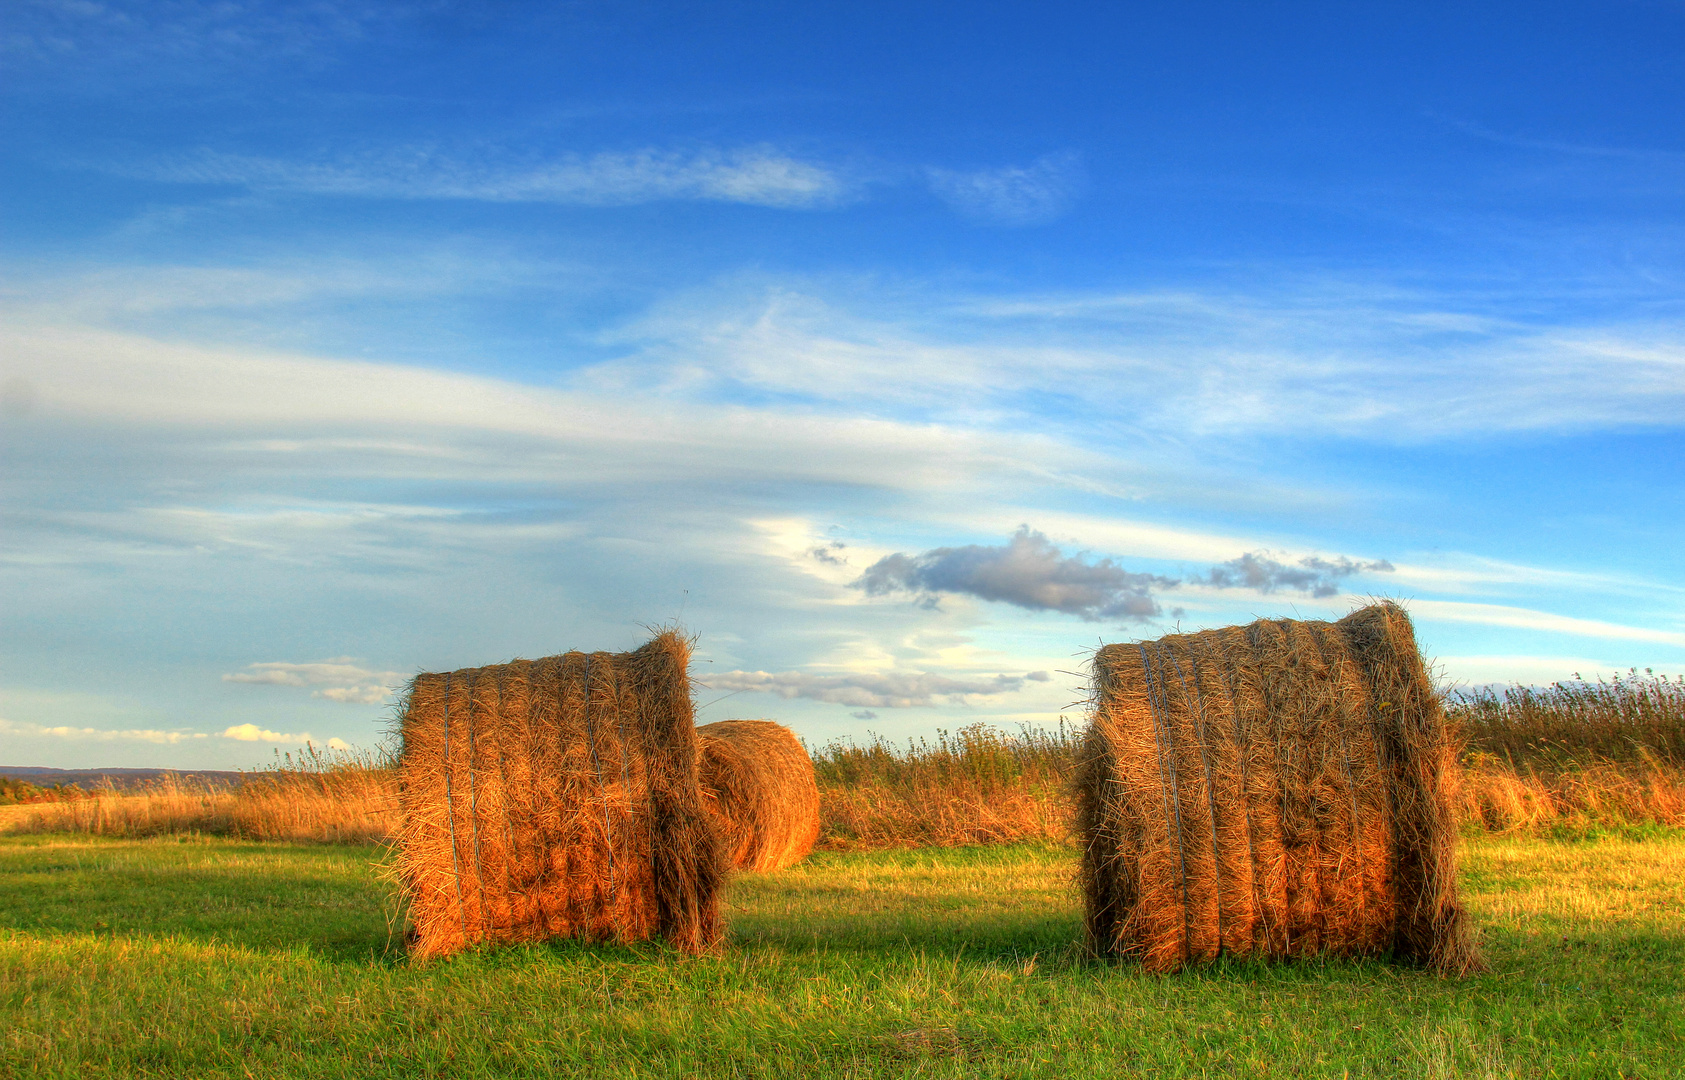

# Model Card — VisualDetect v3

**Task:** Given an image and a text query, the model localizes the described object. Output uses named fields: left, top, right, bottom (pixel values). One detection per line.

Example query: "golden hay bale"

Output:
left=395, top=631, right=725, bottom=960
left=696, top=720, right=820, bottom=872
left=1076, top=602, right=1484, bottom=975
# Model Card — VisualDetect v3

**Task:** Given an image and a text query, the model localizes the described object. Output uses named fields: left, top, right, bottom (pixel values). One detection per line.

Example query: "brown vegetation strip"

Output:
left=6, top=669, right=1682, bottom=849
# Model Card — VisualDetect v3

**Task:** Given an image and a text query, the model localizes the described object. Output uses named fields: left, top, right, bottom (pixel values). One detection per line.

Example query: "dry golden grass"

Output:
left=8, top=670, right=1683, bottom=850
left=1459, top=754, right=1685, bottom=832
left=1454, top=669, right=1685, bottom=768
left=0, top=751, right=397, bottom=844
left=811, top=723, right=1076, bottom=849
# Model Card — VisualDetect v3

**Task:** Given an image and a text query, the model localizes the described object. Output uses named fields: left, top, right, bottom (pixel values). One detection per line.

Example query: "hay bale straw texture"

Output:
left=697, top=720, right=821, bottom=872
left=1077, top=602, right=1483, bottom=975
left=396, top=631, right=725, bottom=960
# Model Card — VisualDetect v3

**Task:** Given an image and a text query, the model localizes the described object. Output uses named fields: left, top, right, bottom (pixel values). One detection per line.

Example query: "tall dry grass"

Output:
left=1452, top=671, right=1685, bottom=832
left=1453, top=669, right=1685, bottom=768
left=6, top=673, right=1682, bottom=847
left=0, top=745, right=398, bottom=843
left=811, top=722, right=1078, bottom=848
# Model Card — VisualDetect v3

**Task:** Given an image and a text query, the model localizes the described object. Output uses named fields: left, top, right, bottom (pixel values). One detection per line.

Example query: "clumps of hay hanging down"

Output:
left=395, top=631, right=725, bottom=960
left=1077, top=602, right=1484, bottom=975
left=697, top=720, right=820, bottom=872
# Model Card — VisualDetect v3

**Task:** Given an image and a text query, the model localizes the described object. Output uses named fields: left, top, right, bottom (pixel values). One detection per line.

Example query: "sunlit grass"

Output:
left=1, top=833, right=1681, bottom=1078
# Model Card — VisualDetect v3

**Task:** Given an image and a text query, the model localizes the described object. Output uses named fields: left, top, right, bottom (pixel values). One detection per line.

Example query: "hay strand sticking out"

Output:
left=395, top=631, right=725, bottom=960
left=1077, top=602, right=1484, bottom=975
left=697, top=719, right=821, bottom=872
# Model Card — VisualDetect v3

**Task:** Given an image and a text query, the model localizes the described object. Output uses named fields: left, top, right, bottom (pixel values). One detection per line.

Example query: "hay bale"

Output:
left=395, top=631, right=725, bottom=960
left=1076, top=602, right=1483, bottom=975
left=697, top=720, right=820, bottom=872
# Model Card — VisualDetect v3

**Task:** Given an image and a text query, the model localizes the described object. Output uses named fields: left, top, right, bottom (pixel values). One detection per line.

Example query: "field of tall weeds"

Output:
left=1453, top=670, right=1685, bottom=832
left=4, top=672, right=1681, bottom=846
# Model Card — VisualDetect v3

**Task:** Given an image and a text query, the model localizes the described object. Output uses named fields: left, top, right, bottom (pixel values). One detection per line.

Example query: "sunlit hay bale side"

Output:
left=231, top=766, right=401, bottom=843
left=696, top=720, right=820, bottom=872
left=396, top=631, right=725, bottom=961
left=0, top=777, right=237, bottom=837
left=1078, top=602, right=1484, bottom=976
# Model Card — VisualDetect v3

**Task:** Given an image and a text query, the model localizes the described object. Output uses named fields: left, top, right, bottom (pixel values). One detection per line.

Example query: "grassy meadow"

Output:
left=3, top=672, right=1683, bottom=1076
left=2, top=833, right=1682, bottom=1078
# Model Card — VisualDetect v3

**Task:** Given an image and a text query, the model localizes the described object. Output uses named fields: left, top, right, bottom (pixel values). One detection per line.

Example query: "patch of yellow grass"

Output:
left=1464, top=833, right=1685, bottom=932
left=0, top=770, right=397, bottom=843
left=1460, top=756, right=1685, bottom=832
left=6, top=725, right=1681, bottom=850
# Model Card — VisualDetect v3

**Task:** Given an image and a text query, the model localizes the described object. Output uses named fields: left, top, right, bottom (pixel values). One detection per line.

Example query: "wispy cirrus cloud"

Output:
left=704, top=668, right=1051, bottom=708
left=223, top=660, right=403, bottom=705
left=2, top=0, right=407, bottom=79
left=926, top=152, right=1084, bottom=225
left=1407, top=600, right=1685, bottom=648
left=608, top=280, right=1685, bottom=439
left=132, top=145, right=854, bottom=210
left=0, top=717, right=206, bottom=744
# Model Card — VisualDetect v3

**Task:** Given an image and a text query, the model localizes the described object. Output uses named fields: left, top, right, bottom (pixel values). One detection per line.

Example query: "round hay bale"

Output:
left=396, top=630, right=726, bottom=960
left=1076, top=602, right=1483, bottom=975
left=697, top=719, right=820, bottom=872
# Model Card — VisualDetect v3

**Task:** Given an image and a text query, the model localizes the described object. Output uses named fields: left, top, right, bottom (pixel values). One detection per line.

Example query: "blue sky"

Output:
left=2, top=0, right=1682, bottom=769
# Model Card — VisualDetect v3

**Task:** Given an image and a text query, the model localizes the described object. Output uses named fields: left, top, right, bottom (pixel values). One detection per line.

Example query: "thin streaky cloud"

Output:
left=131, top=146, right=855, bottom=210
left=704, top=669, right=1041, bottom=708
left=1433, top=656, right=1680, bottom=688
left=1407, top=600, right=1685, bottom=648
left=0, top=717, right=206, bottom=744
left=612, top=280, right=1685, bottom=438
left=223, top=660, right=403, bottom=705
left=2, top=0, right=407, bottom=78
left=925, top=152, right=1085, bottom=225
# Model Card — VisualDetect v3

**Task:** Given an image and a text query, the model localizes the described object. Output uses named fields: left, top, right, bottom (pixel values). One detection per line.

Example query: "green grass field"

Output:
left=1, top=835, right=1681, bottom=1079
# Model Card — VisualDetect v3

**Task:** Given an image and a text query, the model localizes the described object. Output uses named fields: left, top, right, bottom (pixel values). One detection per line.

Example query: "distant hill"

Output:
left=0, top=766, right=249, bottom=791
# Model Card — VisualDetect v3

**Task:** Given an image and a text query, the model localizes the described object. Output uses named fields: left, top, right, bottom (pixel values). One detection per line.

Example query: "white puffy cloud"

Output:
left=858, top=526, right=1175, bottom=620
left=1196, top=552, right=1395, bottom=598
left=857, top=528, right=1396, bottom=618
left=221, top=723, right=310, bottom=743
